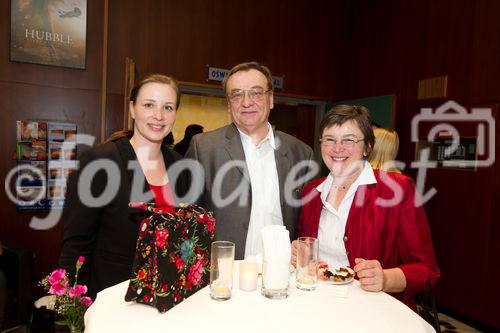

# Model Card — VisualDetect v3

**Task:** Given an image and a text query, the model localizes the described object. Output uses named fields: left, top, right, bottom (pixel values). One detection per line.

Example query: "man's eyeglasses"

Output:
left=319, top=137, right=365, bottom=148
left=227, top=87, right=271, bottom=103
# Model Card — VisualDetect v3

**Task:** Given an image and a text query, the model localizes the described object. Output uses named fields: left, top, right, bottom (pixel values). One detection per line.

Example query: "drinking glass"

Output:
left=295, top=237, right=319, bottom=290
left=209, top=241, right=235, bottom=300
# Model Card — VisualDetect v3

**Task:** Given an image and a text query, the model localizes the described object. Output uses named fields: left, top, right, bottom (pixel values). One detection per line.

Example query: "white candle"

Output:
left=239, top=261, right=258, bottom=291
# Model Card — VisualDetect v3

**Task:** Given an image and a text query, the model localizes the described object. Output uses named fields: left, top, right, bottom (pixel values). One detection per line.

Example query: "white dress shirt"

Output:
left=316, top=161, right=377, bottom=268
left=239, top=123, right=283, bottom=258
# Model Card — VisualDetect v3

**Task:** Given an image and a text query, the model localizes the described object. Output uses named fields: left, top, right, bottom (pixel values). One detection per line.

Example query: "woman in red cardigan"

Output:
left=293, top=105, right=439, bottom=305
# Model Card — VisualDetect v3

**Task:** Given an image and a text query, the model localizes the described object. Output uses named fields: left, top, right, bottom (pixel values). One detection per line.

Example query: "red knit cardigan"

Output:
left=298, top=170, right=440, bottom=305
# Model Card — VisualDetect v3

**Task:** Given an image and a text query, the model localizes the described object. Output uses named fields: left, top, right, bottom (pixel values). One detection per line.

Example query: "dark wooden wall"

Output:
left=0, top=0, right=104, bottom=297
left=0, top=0, right=348, bottom=298
left=342, top=0, right=500, bottom=328
left=104, top=0, right=349, bottom=138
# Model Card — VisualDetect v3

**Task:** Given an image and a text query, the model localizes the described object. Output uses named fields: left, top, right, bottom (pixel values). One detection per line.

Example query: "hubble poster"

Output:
left=10, top=0, right=87, bottom=69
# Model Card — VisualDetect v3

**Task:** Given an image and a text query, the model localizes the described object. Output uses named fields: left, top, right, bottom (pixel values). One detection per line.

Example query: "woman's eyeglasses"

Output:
left=319, top=137, right=365, bottom=148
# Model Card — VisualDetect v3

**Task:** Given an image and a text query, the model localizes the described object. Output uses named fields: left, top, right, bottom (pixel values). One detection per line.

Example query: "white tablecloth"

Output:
left=85, top=262, right=435, bottom=333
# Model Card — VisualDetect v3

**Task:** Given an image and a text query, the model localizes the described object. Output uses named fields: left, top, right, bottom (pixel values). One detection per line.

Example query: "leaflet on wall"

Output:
left=46, top=122, right=77, bottom=208
left=15, top=120, right=77, bottom=210
left=15, top=160, right=47, bottom=210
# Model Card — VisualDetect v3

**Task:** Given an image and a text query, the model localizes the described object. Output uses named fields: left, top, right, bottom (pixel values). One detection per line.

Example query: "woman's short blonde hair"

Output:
left=368, top=127, right=401, bottom=173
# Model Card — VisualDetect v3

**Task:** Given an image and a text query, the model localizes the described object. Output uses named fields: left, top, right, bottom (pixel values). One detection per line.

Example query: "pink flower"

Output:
left=76, top=256, right=85, bottom=270
left=49, top=281, right=68, bottom=296
left=80, top=296, right=93, bottom=307
left=69, top=284, right=87, bottom=298
left=40, top=257, right=94, bottom=324
left=48, top=269, right=67, bottom=285
left=154, top=229, right=169, bottom=249
left=187, top=258, right=205, bottom=286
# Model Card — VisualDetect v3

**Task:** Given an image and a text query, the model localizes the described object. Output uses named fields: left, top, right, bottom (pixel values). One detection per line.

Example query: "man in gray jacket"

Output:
left=185, top=62, right=315, bottom=259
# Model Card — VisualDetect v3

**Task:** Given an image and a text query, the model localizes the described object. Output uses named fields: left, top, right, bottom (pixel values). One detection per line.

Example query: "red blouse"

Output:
left=149, top=183, right=175, bottom=213
left=298, top=170, right=440, bottom=305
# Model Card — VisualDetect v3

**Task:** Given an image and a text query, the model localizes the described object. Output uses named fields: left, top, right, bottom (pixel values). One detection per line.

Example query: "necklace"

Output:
left=331, top=183, right=347, bottom=190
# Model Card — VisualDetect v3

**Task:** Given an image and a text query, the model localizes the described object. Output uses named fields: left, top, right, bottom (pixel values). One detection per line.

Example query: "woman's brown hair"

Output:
left=319, top=104, right=376, bottom=156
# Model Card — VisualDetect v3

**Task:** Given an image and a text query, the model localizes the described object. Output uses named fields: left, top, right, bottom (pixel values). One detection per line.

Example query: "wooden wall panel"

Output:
left=483, top=104, right=500, bottom=328
left=0, top=0, right=104, bottom=89
left=0, top=0, right=351, bottom=299
left=296, top=105, right=317, bottom=148
left=423, top=168, right=492, bottom=321
left=469, top=1, right=500, bottom=104
left=104, top=0, right=350, bottom=136
left=343, top=0, right=500, bottom=328
left=0, top=0, right=104, bottom=297
left=267, top=103, right=316, bottom=149
left=105, top=93, right=125, bottom=138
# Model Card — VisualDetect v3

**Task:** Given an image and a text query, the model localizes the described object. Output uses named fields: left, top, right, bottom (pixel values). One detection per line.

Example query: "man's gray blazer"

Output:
left=185, top=123, right=315, bottom=259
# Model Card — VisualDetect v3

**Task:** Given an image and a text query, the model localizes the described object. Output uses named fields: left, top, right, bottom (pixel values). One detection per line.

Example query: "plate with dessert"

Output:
left=318, top=263, right=355, bottom=285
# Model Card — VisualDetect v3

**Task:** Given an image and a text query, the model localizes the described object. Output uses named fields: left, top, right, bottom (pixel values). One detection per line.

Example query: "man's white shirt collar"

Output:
left=238, top=123, right=276, bottom=149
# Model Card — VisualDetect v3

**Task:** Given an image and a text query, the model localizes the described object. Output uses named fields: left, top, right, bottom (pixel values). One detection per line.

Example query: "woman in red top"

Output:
left=293, top=105, right=439, bottom=305
left=60, top=74, right=186, bottom=298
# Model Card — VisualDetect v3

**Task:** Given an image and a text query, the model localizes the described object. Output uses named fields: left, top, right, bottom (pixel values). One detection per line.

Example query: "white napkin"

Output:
left=34, top=295, right=56, bottom=310
left=261, top=225, right=291, bottom=263
left=261, top=225, right=291, bottom=289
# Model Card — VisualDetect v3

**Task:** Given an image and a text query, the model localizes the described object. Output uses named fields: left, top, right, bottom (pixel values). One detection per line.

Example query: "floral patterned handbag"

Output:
left=124, top=202, right=216, bottom=313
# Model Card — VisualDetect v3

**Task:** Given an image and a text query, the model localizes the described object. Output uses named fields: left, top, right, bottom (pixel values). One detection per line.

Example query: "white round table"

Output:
left=84, top=262, right=435, bottom=333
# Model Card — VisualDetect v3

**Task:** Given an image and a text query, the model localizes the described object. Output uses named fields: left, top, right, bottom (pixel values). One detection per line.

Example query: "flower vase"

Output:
left=68, top=325, right=82, bottom=333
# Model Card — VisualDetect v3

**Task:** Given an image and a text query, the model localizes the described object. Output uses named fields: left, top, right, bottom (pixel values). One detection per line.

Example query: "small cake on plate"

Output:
left=318, top=263, right=354, bottom=283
